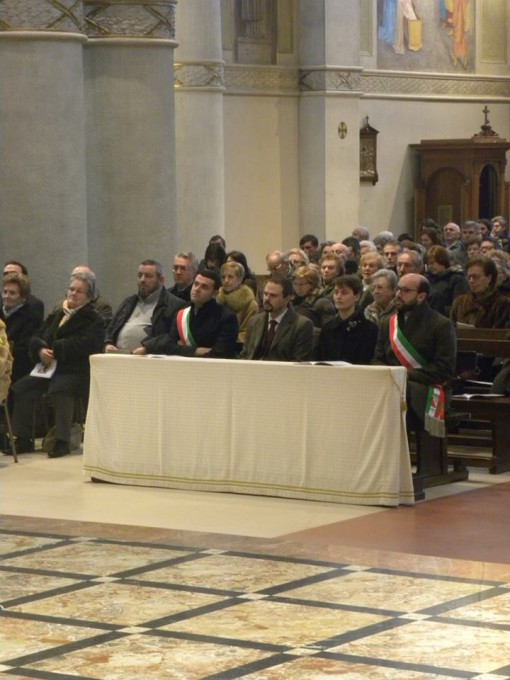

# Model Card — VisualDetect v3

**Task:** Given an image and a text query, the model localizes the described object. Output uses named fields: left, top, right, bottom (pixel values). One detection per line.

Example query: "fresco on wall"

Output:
left=377, top=0, right=475, bottom=73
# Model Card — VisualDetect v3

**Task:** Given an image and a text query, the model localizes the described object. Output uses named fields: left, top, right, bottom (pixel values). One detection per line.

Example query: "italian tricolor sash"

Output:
left=389, top=313, right=446, bottom=437
left=176, top=308, right=197, bottom=347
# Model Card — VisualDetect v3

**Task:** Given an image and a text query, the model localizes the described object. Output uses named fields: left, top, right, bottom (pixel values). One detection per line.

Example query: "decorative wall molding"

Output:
left=299, top=68, right=363, bottom=93
left=83, top=1, right=176, bottom=38
left=0, top=0, right=84, bottom=32
left=216, top=64, right=510, bottom=101
left=223, top=64, right=298, bottom=95
left=361, top=70, right=510, bottom=101
left=174, top=62, right=225, bottom=90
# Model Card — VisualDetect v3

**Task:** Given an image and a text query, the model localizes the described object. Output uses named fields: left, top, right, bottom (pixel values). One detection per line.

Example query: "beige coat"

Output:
left=0, top=319, right=13, bottom=403
left=217, top=284, right=259, bottom=343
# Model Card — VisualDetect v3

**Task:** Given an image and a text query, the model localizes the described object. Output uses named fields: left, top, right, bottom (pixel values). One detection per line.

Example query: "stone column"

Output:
left=174, top=0, right=225, bottom=257
left=0, top=1, right=88, bottom=309
left=299, top=0, right=362, bottom=241
left=83, top=1, right=178, bottom=305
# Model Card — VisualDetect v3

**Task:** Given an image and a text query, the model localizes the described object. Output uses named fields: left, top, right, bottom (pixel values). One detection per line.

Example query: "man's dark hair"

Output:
left=420, top=218, right=441, bottom=232
left=4, top=260, right=28, bottom=275
left=140, top=259, right=164, bottom=276
left=341, top=236, right=361, bottom=256
left=203, top=243, right=227, bottom=269
left=481, top=236, right=501, bottom=250
left=226, top=250, right=254, bottom=278
left=299, top=234, right=319, bottom=248
left=267, top=274, right=293, bottom=298
left=333, top=274, right=363, bottom=296
left=209, top=234, right=226, bottom=248
left=198, top=268, right=221, bottom=290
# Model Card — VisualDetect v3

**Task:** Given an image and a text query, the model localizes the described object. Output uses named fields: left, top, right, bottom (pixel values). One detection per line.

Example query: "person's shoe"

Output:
left=3, top=437, right=34, bottom=455
left=48, top=439, right=71, bottom=458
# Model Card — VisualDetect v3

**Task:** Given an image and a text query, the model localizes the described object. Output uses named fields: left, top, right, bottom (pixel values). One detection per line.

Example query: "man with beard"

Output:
left=372, top=273, right=456, bottom=438
left=156, top=270, right=238, bottom=358
left=240, top=276, right=314, bottom=361
left=105, top=259, right=185, bottom=354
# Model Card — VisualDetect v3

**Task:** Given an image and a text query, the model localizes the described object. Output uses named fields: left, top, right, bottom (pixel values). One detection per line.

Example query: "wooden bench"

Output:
left=448, top=328, right=510, bottom=474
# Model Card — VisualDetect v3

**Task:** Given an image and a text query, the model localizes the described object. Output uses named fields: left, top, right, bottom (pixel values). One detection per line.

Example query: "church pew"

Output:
left=448, top=328, right=510, bottom=473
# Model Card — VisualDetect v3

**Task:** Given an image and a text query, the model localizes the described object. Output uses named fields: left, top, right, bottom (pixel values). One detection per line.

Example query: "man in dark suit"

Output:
left=372, top=273, right=456, bottom=436
left=105, top=259, right=185, bottom=355
left=240, top=276, right=314, bottom=362
left=155, top=269, right=238, bottom=358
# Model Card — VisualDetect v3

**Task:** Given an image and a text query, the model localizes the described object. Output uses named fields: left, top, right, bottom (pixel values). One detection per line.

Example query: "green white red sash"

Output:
left=389, top=313, right=446, bottom=437
left=176, top=308, right=197, bottom=347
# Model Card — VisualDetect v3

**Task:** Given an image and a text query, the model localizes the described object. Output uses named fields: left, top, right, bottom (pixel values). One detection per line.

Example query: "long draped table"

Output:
left=83, top=355, right=415, bottom=506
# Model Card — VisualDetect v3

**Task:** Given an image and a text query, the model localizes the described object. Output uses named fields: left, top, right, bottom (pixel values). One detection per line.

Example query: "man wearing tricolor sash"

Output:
left=156, top=270, right=238, bottom=359
left=372, top=274, right=457, bottom=437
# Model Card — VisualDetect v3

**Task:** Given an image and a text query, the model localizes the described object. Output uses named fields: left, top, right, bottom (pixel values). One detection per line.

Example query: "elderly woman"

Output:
left=217, top=261, right=259, bottom=350
left=10, top=271, right=105, bottom=457
left=364, top=268, right=397, bottom=327
left=287, top=248, right=309, bottom=270
left=359, top=251, right=385, bottom=310
left=292, top=265, right=336, bottom=340
left=1, top=272, right=44, bottom=387
left=425, top=245, right=469, bottom=317
left=450, top=256, right=510, bottom=328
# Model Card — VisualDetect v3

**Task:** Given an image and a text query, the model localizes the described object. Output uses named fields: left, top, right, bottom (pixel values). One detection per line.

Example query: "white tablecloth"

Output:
left=83, top=355, right=414, bottom=506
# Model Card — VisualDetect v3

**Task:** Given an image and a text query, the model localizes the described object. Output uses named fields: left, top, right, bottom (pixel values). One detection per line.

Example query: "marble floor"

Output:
left=1, top=449, right=510, bottom=680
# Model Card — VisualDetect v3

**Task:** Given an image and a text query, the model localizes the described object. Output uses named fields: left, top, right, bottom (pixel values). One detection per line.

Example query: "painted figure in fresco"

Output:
left=442, top=0, right=470, bottom=69
left=378, top=0, right=419, bottom=54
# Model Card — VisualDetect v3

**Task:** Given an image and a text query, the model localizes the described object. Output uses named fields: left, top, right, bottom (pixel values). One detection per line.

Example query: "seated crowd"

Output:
left=1, top=216, right=510, bottom=458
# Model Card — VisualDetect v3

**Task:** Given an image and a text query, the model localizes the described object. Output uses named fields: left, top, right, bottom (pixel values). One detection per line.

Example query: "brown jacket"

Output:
left=450, top=288, right=510, bottom=329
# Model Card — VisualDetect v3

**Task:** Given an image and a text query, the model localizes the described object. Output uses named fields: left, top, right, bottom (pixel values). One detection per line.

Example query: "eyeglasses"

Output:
left=173, top=265, right=190, bottom=272
left=396, top=287, right=419, bottom=294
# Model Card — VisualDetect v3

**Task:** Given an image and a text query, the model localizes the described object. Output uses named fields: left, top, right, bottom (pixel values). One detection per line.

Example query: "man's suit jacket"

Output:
left=240, top=306, right=314, bottom=362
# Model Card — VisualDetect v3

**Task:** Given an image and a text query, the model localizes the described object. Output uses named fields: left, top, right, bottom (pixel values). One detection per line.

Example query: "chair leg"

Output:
left=3, top=406, right=18, bottom=463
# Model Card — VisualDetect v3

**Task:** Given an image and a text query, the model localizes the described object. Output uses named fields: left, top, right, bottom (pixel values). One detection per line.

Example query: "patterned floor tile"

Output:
left=1, top=540, right=191, bottom=576
left=283, top=570, right=493, bottom=612
left=162, top=599, right=389, bottom=648
left=23, top=633, right=273, bottom=680
left=331, top=619, right=510, bottom=674
left=0, top=571, right=82, bottom=604
left=7, top=581, right=227, bottom=627
left=134, top=553, right=336, bottom=592
left=0, top=616, right=105, bottom=664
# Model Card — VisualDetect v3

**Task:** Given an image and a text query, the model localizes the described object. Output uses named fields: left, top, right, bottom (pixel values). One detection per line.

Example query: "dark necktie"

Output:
left=263, top=319, right=278, bottom=358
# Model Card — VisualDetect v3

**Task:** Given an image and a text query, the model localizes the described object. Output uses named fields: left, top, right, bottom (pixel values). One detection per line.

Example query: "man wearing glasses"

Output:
left=373, top=273, right=456, bottom=439
left=169, top=252, right=198, bottom=303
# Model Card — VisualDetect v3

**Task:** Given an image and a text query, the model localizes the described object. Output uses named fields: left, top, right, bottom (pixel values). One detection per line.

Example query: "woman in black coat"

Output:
left=317, top=274, right=378, bottom=364
left=10, top=272, right=105, bottom=457
left=425, top=245, right=469, bottom=317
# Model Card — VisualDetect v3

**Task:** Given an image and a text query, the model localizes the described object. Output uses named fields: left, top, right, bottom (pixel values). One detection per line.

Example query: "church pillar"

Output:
left=0, top=1, right=88, bottom=307
left=299, top=0, right=362, bottom=241
left=83, top=1, right=178, bottom=304
left=174, top=0, right=225, bottom=256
